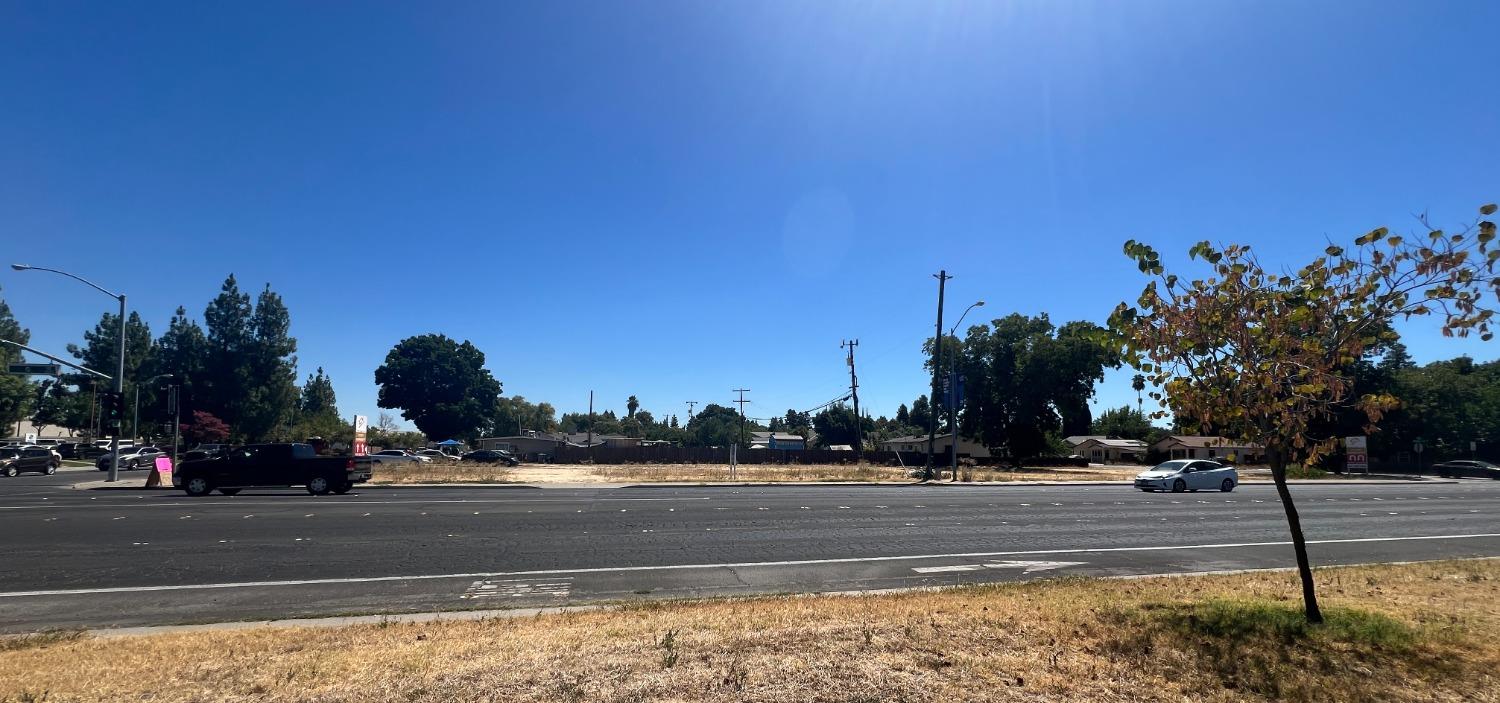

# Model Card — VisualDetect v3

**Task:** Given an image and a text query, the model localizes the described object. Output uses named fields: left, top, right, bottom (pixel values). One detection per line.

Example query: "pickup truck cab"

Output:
left=176, top=443, right=373, bottom=496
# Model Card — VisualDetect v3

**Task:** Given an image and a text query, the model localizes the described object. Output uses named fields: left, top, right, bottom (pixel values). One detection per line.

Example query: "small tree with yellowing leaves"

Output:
left=1110, top=203, right=1499, bottom=623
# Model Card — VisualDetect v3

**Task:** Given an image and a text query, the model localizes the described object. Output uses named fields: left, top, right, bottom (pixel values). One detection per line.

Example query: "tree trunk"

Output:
left=1269, top=447, right=1324, bottom=624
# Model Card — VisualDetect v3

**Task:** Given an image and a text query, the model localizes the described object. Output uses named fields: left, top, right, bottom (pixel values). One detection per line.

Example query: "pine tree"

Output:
left=0, top=287, right=34, bottom=430
left=203, top=275, right=254, bottom=436
left=241, top=284, right=299, bottom=441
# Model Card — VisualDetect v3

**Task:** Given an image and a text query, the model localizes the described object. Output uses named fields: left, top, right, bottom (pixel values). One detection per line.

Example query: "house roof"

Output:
left=750, top=432, right=805, bottom=442
left=1153, top=435, right=1262, bottom=449
left=1075, top=437, right=1148, bottom=449
left=1064, top=435, right=1107, bottom=446
left=881, top=433, right=948, bottom=444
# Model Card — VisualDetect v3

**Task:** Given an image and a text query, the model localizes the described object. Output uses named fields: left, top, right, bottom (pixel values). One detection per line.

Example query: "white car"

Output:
left=1134, top=459, right=1238, bottom=493
left=96, top=446, right=167, bottom=471
left=369, top=449, right=427, bottom=465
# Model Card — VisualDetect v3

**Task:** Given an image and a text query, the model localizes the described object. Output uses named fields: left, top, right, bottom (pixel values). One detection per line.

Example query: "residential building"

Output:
left=1072, top=437, right=1148, bottom=464
left=748, top=432, right=806, bottom=450
left=878, top=432, right=992, bottom=458
left=1064, top=435, right=1107, bottom=449
left=1150, top=435, right=1264, bottom=463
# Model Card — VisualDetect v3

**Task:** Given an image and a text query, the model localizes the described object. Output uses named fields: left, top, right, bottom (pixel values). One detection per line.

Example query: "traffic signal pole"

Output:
left=109, top=294, right=125, bottom=483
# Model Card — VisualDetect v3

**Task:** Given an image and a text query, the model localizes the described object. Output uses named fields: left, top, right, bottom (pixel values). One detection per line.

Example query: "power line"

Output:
left=842, top=339, right=863, bottom=462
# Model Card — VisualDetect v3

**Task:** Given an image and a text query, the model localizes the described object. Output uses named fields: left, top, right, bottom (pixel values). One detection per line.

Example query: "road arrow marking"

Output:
left=912, top=560, right=1086, bottom=574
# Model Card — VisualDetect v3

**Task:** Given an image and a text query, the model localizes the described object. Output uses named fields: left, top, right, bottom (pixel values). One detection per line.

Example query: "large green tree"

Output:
left=240, top=285, right=299, bottom=441
left=489, top=395, right=558, bottom=435
left=375, top=334, right=501, bottom=441
left=684, top=403, right=758, bottom=447
left=936, top=314, right=1116, bottom=464
left=1110, top=203, right=1500, bottom=623
left=1090, top=405, right=1156, bottom=441
left=0, top=288, right=33, bottom=432
left=140, top=307, right=211, bottom=433
left=202, top=275, right=255, bottom=437
left=811, top=403, right=870, bottom=449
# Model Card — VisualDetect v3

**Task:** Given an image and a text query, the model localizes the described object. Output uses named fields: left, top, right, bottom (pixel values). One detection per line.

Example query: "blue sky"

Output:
left=3, top=1, right=1498, bottom=428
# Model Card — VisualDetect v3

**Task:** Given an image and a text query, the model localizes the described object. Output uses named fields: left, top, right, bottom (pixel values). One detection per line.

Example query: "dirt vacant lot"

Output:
left=4, top=560, right=1496, bottom=702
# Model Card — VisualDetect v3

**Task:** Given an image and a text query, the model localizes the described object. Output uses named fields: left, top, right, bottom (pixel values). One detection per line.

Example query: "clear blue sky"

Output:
left=3, top=1, right=1498, bottom=429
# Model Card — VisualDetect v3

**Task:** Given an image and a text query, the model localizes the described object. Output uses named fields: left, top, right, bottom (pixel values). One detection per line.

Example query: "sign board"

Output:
left=144, top=455, right=174, bottom=488
left=24, top=432, right=36, bottom=444
left=7, top=363, right=59, bottom=376
left=1345, top=436, right=1369, bottom=473
left=353, top=415, right=369, bottom=456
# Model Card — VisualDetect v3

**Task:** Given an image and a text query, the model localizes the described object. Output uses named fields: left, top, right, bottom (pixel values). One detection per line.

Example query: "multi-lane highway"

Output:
left=0, top=472, right=1495, bottom=633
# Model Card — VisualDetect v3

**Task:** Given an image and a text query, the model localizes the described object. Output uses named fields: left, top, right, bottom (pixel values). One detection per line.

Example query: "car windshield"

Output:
left=1150, top=461, right=1193, bottom=472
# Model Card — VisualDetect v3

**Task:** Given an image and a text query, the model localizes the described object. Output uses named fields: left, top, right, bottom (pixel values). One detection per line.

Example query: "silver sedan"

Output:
left=1134, top=460, right=1238, bottom=493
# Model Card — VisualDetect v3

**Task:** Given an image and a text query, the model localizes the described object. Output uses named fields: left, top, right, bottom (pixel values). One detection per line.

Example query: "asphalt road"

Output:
left=0, top=476, right=1495, bottom=633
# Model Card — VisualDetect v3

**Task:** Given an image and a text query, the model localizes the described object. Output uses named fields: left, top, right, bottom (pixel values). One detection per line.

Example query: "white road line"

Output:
left=2, top=533, right=1497, bottom=599
left=0, top=497, right=714, bottom=511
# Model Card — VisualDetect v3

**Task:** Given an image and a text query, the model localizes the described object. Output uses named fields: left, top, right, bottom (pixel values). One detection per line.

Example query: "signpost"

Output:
left=1414, top=438, right=1426, bottom=473
left=353, top=415, right=369, bottom=456
left=144, top=455, right=174, bottom=488
left=7, top=363, right=60, bottom=376
left=1344, top=436, right=1368, bottom=474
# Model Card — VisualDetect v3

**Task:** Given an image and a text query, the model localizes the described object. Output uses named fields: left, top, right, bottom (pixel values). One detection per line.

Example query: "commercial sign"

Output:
left=353, top=415, right=369, bottom=456
left=1345, top=436, right=1369, bottom=473
left=145, top=455, right=174, bottom=488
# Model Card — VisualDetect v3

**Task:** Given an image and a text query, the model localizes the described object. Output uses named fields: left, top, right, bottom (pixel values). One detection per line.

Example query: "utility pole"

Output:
left=685, top=400, right=697, bottom=418
left=842, top=339, right=863, bottom=463
left=168, top=384, right=179, bottom=473
left=925, top=270, right=951, bottom=480
left=732, top=388, right=751, bottom=447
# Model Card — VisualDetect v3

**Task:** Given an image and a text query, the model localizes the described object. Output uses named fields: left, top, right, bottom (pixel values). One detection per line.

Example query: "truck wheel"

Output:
left=218, top=487, right=242, bottom=496
left=306, top=476, right=332, bottom=496
left=333, top=481, right=352, bottom=495
left=184, top=477, right=213, bottom=497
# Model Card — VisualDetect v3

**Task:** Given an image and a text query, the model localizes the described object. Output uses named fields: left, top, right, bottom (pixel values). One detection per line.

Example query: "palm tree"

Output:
left=627, top=395, right=639, bottom=419
left=1131, top=374, right=1146, bottom=415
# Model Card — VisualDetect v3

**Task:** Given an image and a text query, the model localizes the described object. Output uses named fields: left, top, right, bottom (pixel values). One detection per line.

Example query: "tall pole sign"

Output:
left=353, top=415, right=369, bottom=456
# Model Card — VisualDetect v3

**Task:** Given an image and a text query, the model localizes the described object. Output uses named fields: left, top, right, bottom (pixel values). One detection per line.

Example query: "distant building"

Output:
left=1064, top=435, right=1107, bottom=449
left=1072, top=437, right=1148, bottom=464
left=878, top=432, right=992, bottom=459
left=749, top=432, right=806, bottom=450
left=1150, top=435, right=1264, bottom=463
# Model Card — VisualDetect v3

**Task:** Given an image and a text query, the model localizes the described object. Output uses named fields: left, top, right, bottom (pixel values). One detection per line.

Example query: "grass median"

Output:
left=3, top=560, right=1495, bottom=702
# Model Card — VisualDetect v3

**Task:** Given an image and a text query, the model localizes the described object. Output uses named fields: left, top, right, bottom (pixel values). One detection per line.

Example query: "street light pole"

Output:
left=947, top=300, right=984, bottom=482
left=12, top=264, right=128, bottom=483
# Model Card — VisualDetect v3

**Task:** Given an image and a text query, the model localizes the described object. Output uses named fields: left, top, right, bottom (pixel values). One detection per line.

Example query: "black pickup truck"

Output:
left=175, top=443, right=373, bottom=496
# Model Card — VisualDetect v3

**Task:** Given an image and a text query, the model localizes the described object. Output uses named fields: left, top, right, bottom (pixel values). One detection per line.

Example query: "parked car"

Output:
left=175, top=443, right=373, bottom=496
left=1134, top=459, right=1238, bottom=492
left=415, top=449, right=454, bottom=462
left=369, top=449, right=425, bottom=465
left=191, top=443, right=228, bottom=455
left=96, top=446, right=167, bottom=471
left=1432, top=460, right=1500, bottom=479
left=0, top=446, right=61, bottom=476
left=461, top=449, right=519, bottom=466
left=55, top=442, right=84, bottom=459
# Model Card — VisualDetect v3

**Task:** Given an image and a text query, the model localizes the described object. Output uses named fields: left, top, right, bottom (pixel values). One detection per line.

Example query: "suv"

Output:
left=1, top=446, right=61, bottom=476
left=1432, top=460, right=1500, bottom=479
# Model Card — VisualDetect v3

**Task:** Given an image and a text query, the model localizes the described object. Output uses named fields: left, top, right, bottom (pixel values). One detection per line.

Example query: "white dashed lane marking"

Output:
left=462, top=577, right=572, bottom=600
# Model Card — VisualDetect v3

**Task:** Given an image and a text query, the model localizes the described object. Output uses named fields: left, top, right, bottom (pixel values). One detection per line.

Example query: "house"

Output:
left=1150, top=435, right=1264, bottom=463
left=878, top=432, right=992, bottom=458
left=749, top=432, right=806, bottom=450
left=1072, top=437, right=1148, bottom=464
left=1064, top=435, right=1107, bottom=449
left=476, top=433, right=564, bottom=459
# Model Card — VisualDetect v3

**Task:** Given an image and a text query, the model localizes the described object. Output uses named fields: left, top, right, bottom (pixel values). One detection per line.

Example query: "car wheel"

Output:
left=1220, top=478, right=1234, bottom=492
left=333, top=481, right=353, bottom=495
left=2, top=466, right=16, bottom=477
left=218, top=487, right=242, bottom=496
left=307, top=476, right=332, bottom=496
left=184, top=477, right=213, bottom=497
left=44, top=464, right=56, bottom=476
left=1171, top=479, right=1186, bottom=493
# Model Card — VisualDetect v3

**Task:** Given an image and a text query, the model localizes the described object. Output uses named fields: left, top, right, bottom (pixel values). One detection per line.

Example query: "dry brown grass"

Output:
left=368, top=461, right=516, bottom=484
left=588, top=463, right=1134, bottom=483
left=3, top=560, right=1496, bottom=702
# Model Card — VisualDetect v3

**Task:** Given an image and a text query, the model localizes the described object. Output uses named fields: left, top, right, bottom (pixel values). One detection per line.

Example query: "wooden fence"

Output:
left=543, top=445, right=929, bottom=466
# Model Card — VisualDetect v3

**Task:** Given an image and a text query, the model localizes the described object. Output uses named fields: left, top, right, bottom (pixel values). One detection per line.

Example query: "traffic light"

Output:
left=98, top=390, right=124, bottom=434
